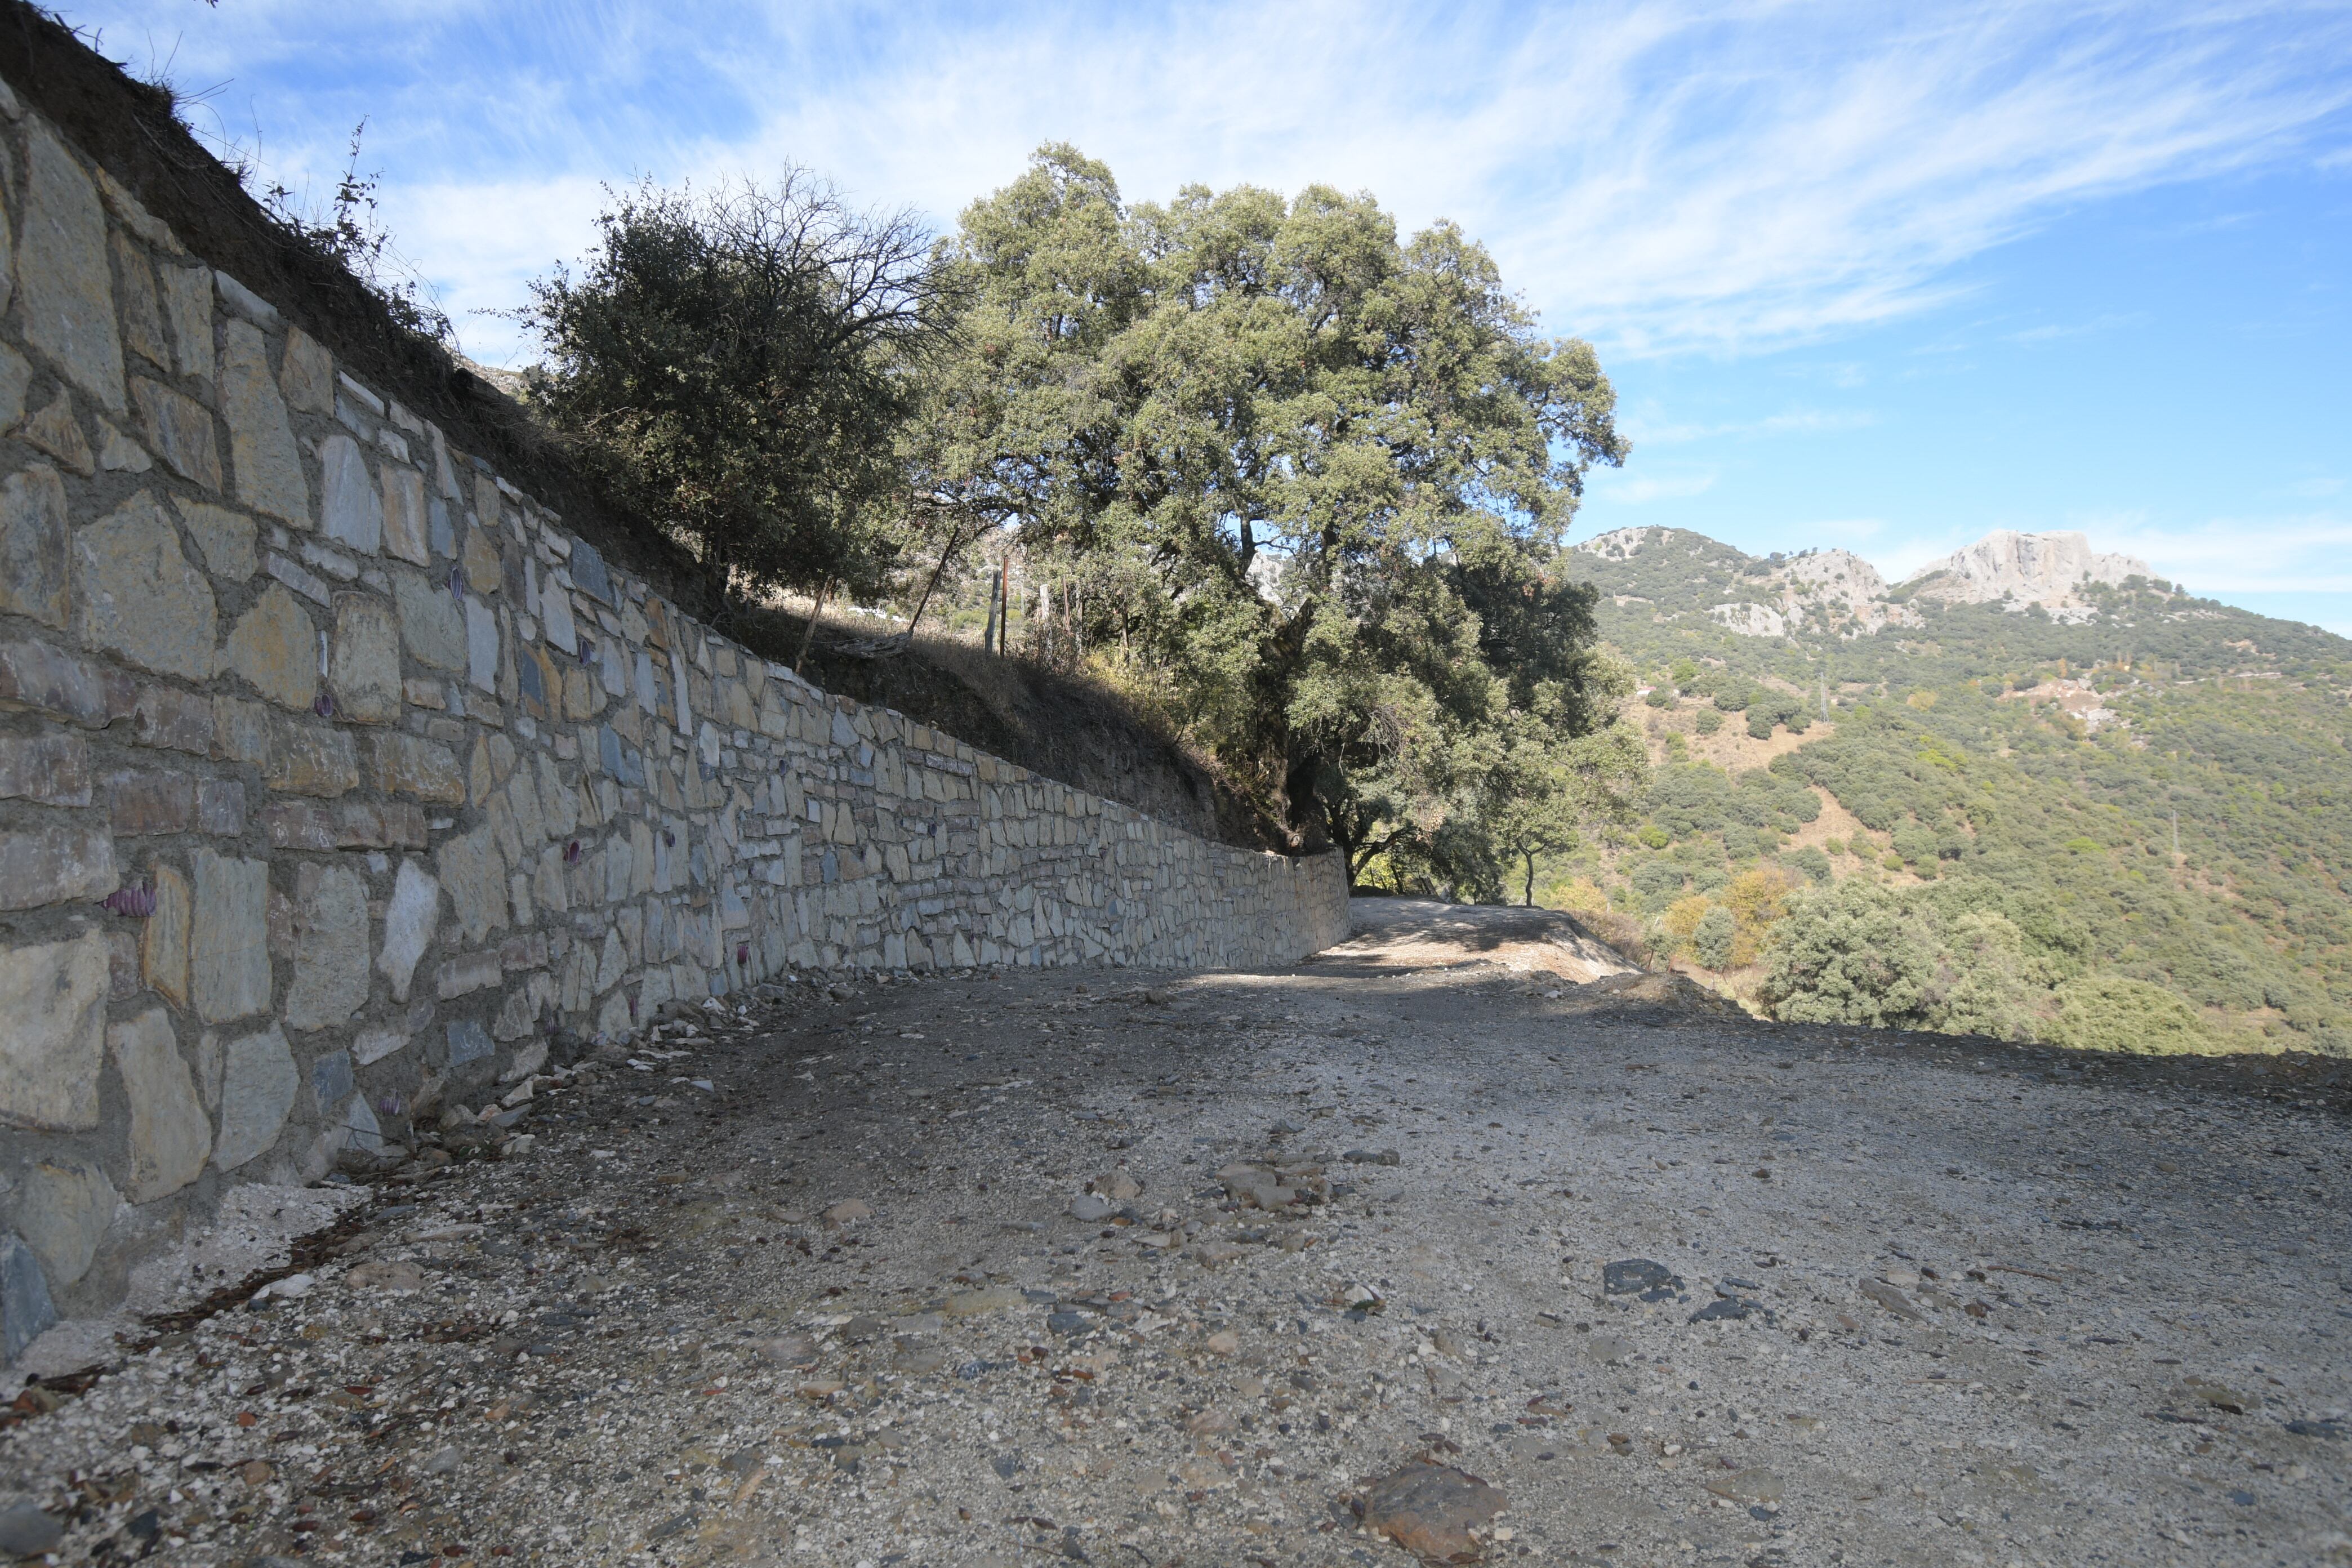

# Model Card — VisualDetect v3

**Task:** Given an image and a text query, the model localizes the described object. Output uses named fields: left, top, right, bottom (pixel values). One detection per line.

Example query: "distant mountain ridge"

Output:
left=1577, top=527, right=2163, bottom=639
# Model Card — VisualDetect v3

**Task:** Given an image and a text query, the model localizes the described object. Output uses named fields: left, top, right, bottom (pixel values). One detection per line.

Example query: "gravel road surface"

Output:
left=5, top=898, right=2347, bottom=1567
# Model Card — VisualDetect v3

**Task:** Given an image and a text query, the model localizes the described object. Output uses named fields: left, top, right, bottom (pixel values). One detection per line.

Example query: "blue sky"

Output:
left=66, top=0, right=2352, bottom=631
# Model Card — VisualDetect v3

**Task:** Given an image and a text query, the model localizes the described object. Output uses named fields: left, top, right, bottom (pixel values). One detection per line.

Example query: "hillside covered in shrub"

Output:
left=1542, top=526, right=2352, bottom=1056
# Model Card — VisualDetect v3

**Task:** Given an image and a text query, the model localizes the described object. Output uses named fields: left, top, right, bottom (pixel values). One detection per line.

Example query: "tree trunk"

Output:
left=794, top=576, right=835, bottom=675
left=903, top=524, right=965, bottom=644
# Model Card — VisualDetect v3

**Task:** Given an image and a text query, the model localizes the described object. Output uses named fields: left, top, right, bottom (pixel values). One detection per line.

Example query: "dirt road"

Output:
left=5, top=899, right=2347, bottom=1567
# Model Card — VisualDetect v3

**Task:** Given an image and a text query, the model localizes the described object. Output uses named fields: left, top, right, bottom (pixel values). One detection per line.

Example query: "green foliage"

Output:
left=1643, top=762, right=1819, bottom=843
left=2044, top=974, right=2216, bottom=1055
left=1785, top=845, right=1833, bottom=884
left=526, top=173, right=951, bottom=599
left=1690, top=905, right=1736, bottom=970
left=1758, top=880, right=1936, bottom=1028
left=926, top=146, right=1634, bottom=868
left=1694, top=708, right=1723, bottom=736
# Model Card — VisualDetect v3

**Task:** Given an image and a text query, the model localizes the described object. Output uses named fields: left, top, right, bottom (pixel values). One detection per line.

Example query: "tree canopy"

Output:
left=920, top=146, right=1636, bottom=867
left=524, top=172, right=954, bottom=603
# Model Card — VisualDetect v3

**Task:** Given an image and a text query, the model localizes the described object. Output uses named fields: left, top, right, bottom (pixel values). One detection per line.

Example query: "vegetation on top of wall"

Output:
left=0, top=8, right=1295, bottom=849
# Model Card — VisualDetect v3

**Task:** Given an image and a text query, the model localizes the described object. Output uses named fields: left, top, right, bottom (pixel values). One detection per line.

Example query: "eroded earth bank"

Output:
left=3, top=900, right=2347, bottom=1567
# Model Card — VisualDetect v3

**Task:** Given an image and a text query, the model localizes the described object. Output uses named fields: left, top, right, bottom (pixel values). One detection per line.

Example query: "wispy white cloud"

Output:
left=2083, top=511, right=2352, bottom=595
left=1591, top=470, right=1721, bottom=504
left=1632, top=407, right=1877, bottom=444
left=65, top=0, right=2352, bottom=366
left=2004, top=312, right=2144, bottom=344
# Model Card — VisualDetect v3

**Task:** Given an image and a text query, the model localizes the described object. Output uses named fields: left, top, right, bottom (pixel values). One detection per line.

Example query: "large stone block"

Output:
left=273, top=720, right=359, bottom=798
left=195, top=777, right=246, bottom=835
left=212, top=1022, right=295, bottom=1171
left=435, top=951, right=501, bottom=999
left=328, top=594, right=400, bottom=723
left=568, top=538, right=612, bottom=604
left=0, top=932, right=109, bottom=1131
left=378, top=858, right=438, bottom=1003
left=309, top=1048, right=353, bottom=1116
left=104, top=769, right=191, bottom=834
left=15, top=1158, right=117, bottom=1289
left=382, top=464, right=430, bottom=565
left=130, top=682, right=214, bottom=752
left=218, top=318, right=309, bottom=524
left=16, top=389, right=92, bottom=475
left=143, top=862, right=191, bottom=1008
left=538, top=752, right=578, bottom=837
left=516, top=642, right=558, bottom=720
left=159, top=264, right=213, bottom=382
left=74, top=492, right=217, bottom=680
left=190, top=849, right=271, bottom=1023
left=0, top=638, right=129, bottom=728
left=0, top=345, right=26, bottom=430
left=211, top=692, right=273, bottom=770
left=465, top=596, right=499, bottom=692
left=0, top=733, right=90, bottom=807
left=284, top=864, right=369, bottom=1031
left=1, top=1232, right=60, bottom=1366
left=171, top=497, right=257, bottom=582
left=462, top=525, right=502, bottom=593
left=280, top=326, right=334, bottom=416
left=436, top=823, right=507, bottom=945
left=0, top=819, right=117, bottom=909
left=393, top=567, right=466, bottom=671
left=131, top=377, right=222, bottom=490
left=224, top=581, right=317, bottom=710
left=372, top=732, right=464, bottom=803
left=0, top=464, right=70, bottom=629
left=19, top=122, right=124, bottom=412
left=318, top=433, right=382, bottom=554
left=110, top=1008, right=210, bottom=1202
left=113, top=225, right=171, bottom=371
left=444, top=1017, right=493, bottom=1069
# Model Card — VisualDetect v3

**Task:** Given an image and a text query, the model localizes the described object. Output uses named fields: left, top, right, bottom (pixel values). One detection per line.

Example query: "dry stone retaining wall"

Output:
left=0, top=82, right=1347, bottom=1361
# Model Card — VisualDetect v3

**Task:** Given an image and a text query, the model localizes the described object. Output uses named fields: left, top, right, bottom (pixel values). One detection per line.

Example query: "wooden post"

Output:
left=794, top=576, right=834, bottom=675
left=982, top=559, right=999, bottom=654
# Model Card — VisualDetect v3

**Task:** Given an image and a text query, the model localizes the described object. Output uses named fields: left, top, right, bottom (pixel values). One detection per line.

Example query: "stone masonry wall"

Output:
left=0, top=83, right=1347, bottom=1362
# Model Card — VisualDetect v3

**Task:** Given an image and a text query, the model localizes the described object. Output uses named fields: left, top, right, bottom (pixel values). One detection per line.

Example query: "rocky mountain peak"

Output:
left=1897, top=530, right=2153, bottom=607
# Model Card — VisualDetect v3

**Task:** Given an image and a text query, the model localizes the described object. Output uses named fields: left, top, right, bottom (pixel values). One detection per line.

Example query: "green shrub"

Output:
left=1690, top=906, right=1738, bottom=970
left=1636, top=825, right=1669, bottom=850
left=1629, top=858, right=1688, bottom=898
left=1746, top=710, right=1776, bottom=740
left=1759, top=880, right=1934, bottom=1027
left=1786, top=845, right=1833, bottom=884
left=1695, top=709, right=1723, bottom=736
left=1891, top=825, right=1939, bottom=864
left=2045, top=975, right=2216, bottom=1055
